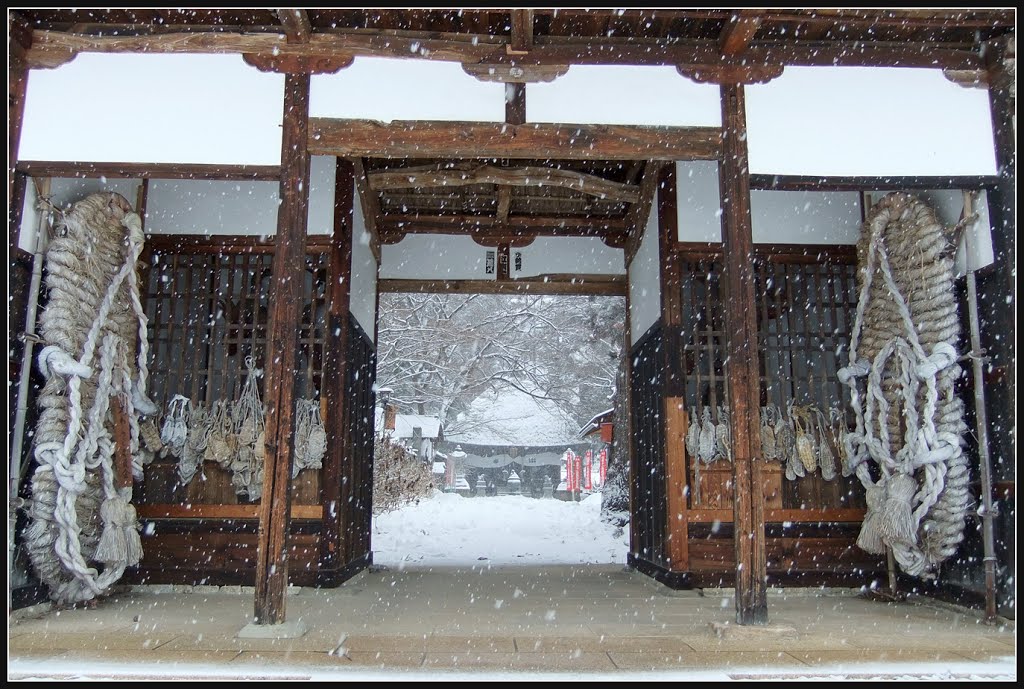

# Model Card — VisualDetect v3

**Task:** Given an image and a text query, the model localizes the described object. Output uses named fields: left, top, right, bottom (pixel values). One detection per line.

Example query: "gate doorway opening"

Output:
left=371, top=292, right=629, bottom=568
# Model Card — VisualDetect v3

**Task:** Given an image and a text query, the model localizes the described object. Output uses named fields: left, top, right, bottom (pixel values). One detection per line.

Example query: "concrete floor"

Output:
left=8, top=565, right=1016, bottom=679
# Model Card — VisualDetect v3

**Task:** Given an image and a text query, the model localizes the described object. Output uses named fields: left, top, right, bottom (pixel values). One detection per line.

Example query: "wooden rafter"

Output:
left=351, top=157, right=382, bottom=261
left=311, top=120, right=722, bottom=161
left=624, top=161, right=667, bottom=264
left=368, top=163, right=640, bottom=203
left=719, top=10, right=762, bottom=56
left=275, top=9, right=311, bottom=44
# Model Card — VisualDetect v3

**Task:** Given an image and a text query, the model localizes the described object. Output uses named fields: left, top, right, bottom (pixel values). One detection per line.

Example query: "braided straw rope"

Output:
left=27, top=193, right=152, bottom=604
left=838, top=192, right=969, bottom=579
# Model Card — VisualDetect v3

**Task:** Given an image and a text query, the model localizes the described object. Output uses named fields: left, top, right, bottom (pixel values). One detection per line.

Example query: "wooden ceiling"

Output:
left=15, top=9, right=1014, bottom=47
left=362, top=157, right=655, bottom=249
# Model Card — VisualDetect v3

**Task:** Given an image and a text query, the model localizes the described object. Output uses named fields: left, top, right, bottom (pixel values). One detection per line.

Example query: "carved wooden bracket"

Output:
left=676, top=63, right=784, bottom=85
left=463, top=62, right=569, bottom=83
left=243, top=52, right=353, bottom=75
left=942, top=69, right=989, bottom=89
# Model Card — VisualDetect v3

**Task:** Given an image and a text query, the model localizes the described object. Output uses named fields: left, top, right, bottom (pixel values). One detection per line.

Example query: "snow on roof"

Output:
left=373, top=409, right=442, bottom=439
left=579, top=408, right=615, bottom=438
left=445, top=388, right=580, bottom=447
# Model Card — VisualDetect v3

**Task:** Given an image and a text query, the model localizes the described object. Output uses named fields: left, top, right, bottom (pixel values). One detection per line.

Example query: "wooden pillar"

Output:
left=254, top=73, right=311, bottom=625
left=657, top=164, right=689, bottom=572
left=719, top=83, right=768, bottom=624
left=505, top=82, right=526, bottom=125
left=9, top=14, right=31, bottom=209
left=985, top=40, right=1016, bottom=397
left=317, top=158, right=354, bottom=585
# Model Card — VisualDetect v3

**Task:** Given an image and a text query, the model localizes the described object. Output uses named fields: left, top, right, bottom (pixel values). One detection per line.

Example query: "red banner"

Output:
left=599, top=449, right=608, bottom=487
left=584, top=450, right=593, bottom=490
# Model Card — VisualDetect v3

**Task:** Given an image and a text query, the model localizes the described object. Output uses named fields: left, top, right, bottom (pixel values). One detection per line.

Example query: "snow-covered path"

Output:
left=372, top=491, right=628, bottom=567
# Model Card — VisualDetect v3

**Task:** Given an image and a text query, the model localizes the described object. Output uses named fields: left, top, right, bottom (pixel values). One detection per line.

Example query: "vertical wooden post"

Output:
left=658, top=164, right=689, bottom=572
left=318, top=158, right=354, bottom=585
left=254, top=73, right=311, bottom=625
left=9, top=14, right=31, bottom=210
left=505, top=83, right=526, bottom=125
left=719, top=83, right=767, bottom=625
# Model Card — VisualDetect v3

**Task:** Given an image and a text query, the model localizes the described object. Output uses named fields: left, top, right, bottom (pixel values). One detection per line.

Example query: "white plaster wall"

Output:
left=746, top=66, right=997, bottom=176
left=529, top=66, right=721, bottom=126
left=311, top=57, right=504, bottom=122
left=380, top=235, right=496, bottom=281
left=350, top=179, right=378, bottom=341
left=17, top=179, right=41, bottom=253
left=511, top=237, right=624, bottom=278
left=146, top=180, right=280, bottom=236
left=21, top=54, right=284, bottom=165
left=751, top=191, right=862, bottom=245
left=628, top=202, right=661, bottom=345
left=144, top=157, right=334, bottom=237
left=676, top=161, right=722, bottom=243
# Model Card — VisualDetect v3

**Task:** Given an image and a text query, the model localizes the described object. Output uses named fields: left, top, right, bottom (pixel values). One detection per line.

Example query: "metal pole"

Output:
left=9, top=178, right=52, bottom=497
left=962, top=191, right=999, bottom=623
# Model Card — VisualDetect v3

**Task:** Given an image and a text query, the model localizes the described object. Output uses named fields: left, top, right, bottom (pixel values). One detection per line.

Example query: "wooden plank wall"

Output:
left=628, top=322, right=669, bottom=570
left=668, top=245, right=883, bottom=585
left=340, top=315, right=377, bottom=572
left=126, top=235, right=372, bottom=587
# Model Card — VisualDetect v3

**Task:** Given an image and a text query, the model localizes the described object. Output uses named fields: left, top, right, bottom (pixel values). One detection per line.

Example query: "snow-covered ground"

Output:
left=373, top=491, right=627, bottom=567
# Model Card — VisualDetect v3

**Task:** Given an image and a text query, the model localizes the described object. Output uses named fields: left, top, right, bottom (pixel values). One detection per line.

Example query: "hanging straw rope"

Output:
left=838, top=192, right=969, bottom=578
left=26, top=192, right=153, bottom=604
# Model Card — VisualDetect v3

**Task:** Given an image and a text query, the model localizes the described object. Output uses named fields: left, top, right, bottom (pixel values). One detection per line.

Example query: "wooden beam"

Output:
left=311, top=120, right=723, bottom=161
left=688, top=508, right=869, bottom=524
left=377, top=214, right=627, bottom=247
left=16, top=160, right=282, bottom=181
left=25, top=29, right=990, bottom=71
left=351, top=157, right=382, bottom=261
left=719, top=10, right=762, bottom=56
left=509, top=9, right=534, bottom=54
left=138, top=504, right=322, bottom=520
left=254, top=72, right=311, bottom=627
left=750, top=174, right=1000, bottom=192
left=719, top=82, right=768, bottom=625
left=275, top=9, right=311, bottom=44
left=496, top=186, right=512, bottom=224
left=624, top=161, right=666, bottom=265
left=505, top=82, right=526, bottom=124
left=319, top=158, right=354, bottom=583
left=368, top=163, right=640, bottom=203
left=379, top=276, right=626, bottom=297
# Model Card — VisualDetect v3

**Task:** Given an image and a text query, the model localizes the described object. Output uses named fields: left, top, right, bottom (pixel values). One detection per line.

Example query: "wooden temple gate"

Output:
left=8, top=10, right=1016, bottom=627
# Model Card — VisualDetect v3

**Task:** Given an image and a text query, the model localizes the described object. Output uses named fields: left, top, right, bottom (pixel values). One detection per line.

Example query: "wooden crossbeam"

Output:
left=311, top=120, right=722, bottom=161
left=275, top=9, right=311, bottom=44
left=368, top=163, right=640, bottom=203
left=377, top=213, right=628, bottom=247
left=24, top=29, right=988, bottom=71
